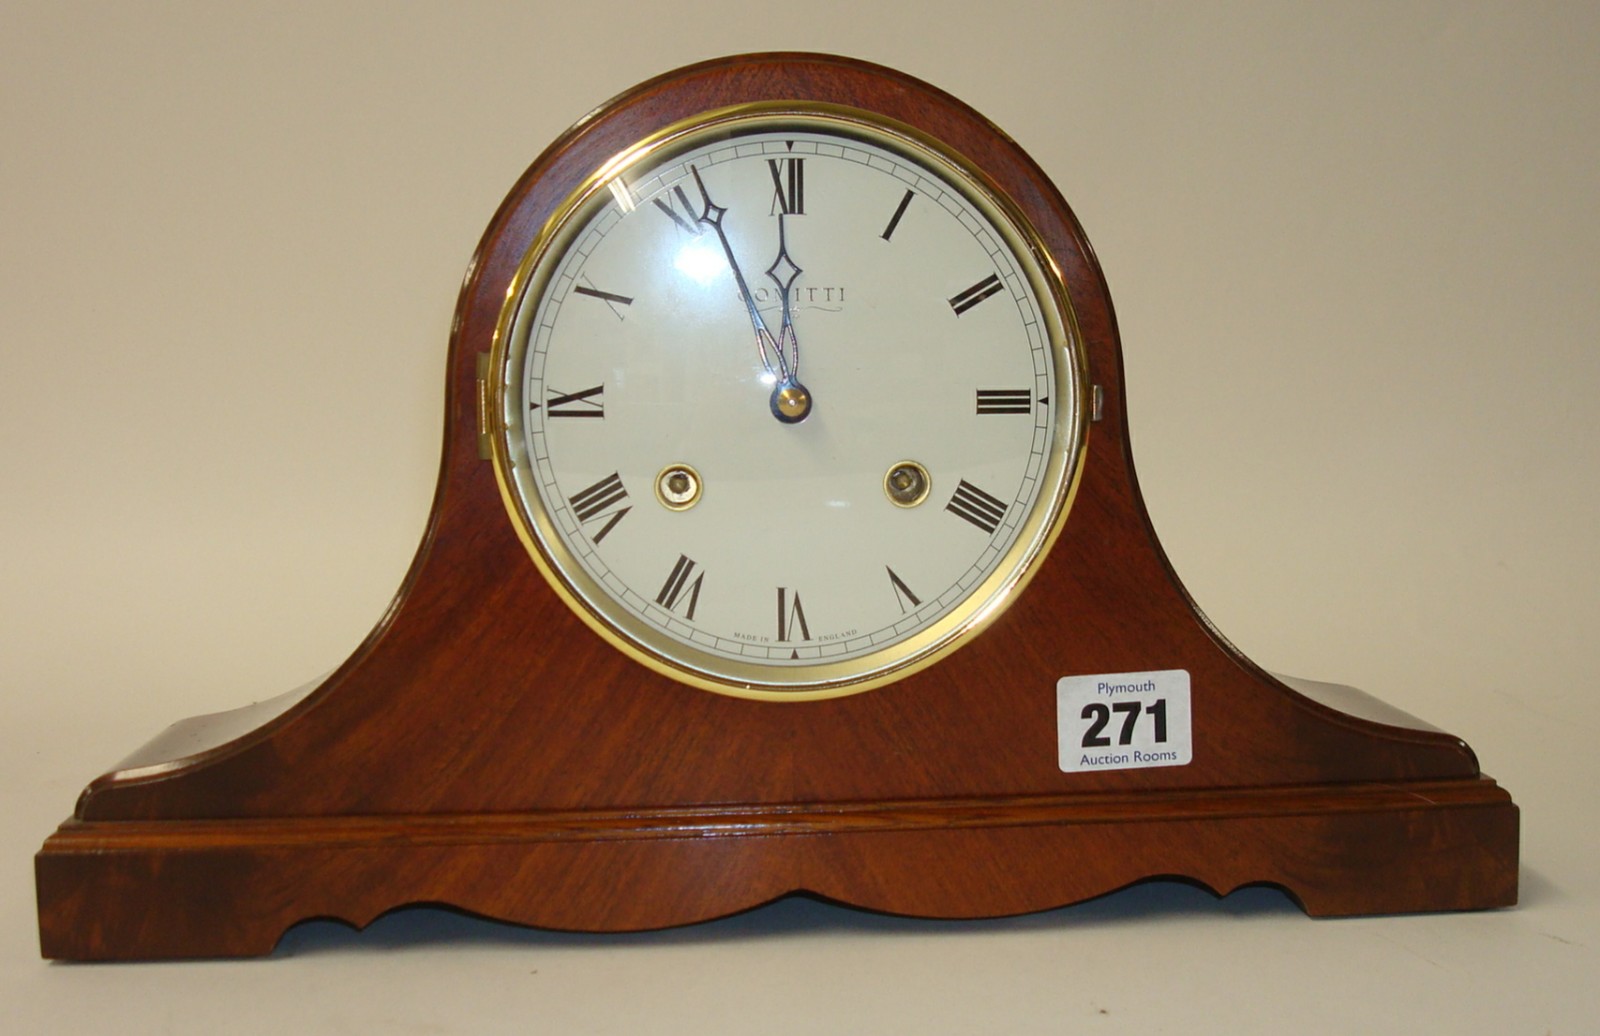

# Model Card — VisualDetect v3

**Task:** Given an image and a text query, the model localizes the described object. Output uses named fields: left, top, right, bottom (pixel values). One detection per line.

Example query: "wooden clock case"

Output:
left=35, top=53, right=1517, bottom=960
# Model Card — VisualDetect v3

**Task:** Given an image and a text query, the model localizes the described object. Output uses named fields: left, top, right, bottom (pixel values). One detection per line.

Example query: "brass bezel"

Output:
left=487, top=102, right=1090, bottom=701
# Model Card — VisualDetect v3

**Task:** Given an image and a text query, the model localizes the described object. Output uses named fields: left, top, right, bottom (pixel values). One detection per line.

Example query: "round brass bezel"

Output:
left=487, top=102, right=1090, bottom=701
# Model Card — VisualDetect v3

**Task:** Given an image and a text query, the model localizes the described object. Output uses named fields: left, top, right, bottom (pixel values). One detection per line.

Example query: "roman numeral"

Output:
left=653, top=183, right=704, bottom=235
left=573, top=280, right=632, bottom=322
left=886, top=567, right=921, bottom=613
left=881, top=189, right=914, bottom=241
left=542, top=385, right=604, bottom=418
left=573, top=283, right=633, bottom=307
left=975, top=389, right=1032, bottom=415
left=777, top=587, right=811, bottom=642
left=946, top=480, right=1008, bottom=534
left=767, top=158, right=804, bottom=215
left=654, top=555, right=704, bottom=620
left=949, top=273, right=1003, bottom=315
left=567, top=473, right=630, bottom=544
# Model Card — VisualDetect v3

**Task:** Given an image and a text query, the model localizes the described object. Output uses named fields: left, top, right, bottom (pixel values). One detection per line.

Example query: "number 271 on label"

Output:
left=1056, top=669, right=1193, bottom=773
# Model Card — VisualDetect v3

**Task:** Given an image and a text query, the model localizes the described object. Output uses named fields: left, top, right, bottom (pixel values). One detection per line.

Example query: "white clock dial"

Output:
left=492, top=106, right=1087, bottom=698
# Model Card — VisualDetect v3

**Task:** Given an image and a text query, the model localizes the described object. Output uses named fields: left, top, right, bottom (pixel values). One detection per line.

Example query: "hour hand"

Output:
left=763, top=212, right=811, bottom=423
left=686, top=167, right=811, bottom=423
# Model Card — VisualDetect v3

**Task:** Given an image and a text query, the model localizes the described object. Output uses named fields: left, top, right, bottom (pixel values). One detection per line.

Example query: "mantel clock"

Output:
left=35, top=54, right=1518, bottom=960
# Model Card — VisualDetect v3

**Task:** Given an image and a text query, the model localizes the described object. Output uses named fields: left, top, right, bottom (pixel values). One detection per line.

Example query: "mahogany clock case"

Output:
left=34, top=53, right=1517, bottom=961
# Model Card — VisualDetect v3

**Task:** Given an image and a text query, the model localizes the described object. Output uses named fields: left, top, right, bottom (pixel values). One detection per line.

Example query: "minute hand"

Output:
left=689, top=167, right=788, bottom=382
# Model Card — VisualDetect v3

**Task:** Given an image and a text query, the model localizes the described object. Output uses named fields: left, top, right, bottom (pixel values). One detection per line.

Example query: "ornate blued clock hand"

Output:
left=763, top=211, right=811, bottom=423
left=688, top=166, right=812, bottom=423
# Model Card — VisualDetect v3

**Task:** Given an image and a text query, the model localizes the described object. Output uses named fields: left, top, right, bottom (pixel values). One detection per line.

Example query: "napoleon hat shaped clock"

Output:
left=36, top=53, right=1517, bottom=960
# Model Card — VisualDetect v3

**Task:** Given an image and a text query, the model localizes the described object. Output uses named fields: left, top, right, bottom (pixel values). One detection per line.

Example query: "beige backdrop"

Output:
left=4, top=2, right=1596, bottom=1031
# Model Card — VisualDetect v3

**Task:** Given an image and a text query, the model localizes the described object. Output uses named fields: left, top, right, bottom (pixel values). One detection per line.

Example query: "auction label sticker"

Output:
left=1057, top=669, right=1192, bottom=773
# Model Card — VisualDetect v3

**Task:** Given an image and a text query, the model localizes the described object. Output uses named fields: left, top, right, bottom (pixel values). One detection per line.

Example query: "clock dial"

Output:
left=491, top=105, right=1087, bottom=697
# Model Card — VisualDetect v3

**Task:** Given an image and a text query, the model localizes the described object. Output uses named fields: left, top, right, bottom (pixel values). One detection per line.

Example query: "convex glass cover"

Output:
left=490, top=104, right=1087, bottom=698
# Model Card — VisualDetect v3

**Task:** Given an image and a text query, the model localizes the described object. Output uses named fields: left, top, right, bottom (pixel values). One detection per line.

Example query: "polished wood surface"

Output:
left=35, top=53, right=1518, bottom=960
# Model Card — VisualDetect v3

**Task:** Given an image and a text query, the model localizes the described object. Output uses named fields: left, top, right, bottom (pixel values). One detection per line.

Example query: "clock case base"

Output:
left=38, top=778, right=1515, bottom=960
left=35, top=54, right=1519, bottom=960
